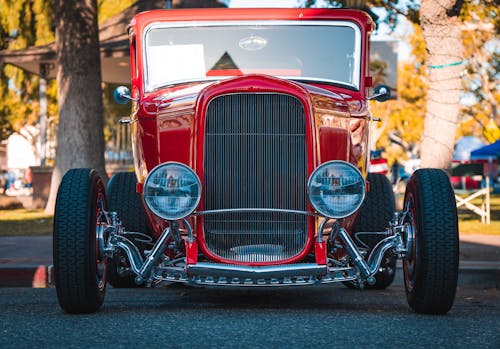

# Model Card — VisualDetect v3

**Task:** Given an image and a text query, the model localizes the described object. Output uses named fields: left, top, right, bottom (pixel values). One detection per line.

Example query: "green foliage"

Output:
left=0, top=0, right=136, bottom=146
left=0, top=0, right=55, bottom=145
left=300, top=0, right=419, bottom=27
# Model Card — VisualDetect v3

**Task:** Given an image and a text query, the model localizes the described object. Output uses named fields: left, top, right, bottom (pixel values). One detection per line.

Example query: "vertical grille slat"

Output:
left=204, top=93, right=308, bottom=263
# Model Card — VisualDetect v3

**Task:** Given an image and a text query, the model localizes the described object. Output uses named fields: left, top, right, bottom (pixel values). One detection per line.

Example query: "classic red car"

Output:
left=53, top=8, right=459, bottom=315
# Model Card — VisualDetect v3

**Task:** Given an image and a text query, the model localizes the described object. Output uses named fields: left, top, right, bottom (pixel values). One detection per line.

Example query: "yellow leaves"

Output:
left=398, top=62, right=427, bottom=104
left=408, top=24, right=426, bottom=65
left=483, top=119, right=500, bottom=143
left=98, top=0, right=136, bottom=23
left=33, top=0, right=54, bottom=45
left=370, top=59, right=427, bottom=165
left=0, top=0, right=54, bottom=48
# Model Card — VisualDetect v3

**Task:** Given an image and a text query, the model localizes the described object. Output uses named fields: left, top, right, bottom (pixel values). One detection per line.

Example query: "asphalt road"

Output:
left=0, top=284, right=498, bottom=349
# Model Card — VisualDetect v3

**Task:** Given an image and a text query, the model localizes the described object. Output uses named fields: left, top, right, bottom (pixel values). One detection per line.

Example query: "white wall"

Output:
left=7, top=133, right=38, bottom=169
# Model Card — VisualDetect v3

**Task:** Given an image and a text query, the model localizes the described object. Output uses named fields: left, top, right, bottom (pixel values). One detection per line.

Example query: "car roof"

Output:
left=130, top=8, right=374, bottom=34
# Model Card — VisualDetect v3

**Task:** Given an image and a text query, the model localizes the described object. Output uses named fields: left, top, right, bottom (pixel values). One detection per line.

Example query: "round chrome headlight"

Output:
left=307, top=161, right=366, bottom=218
left=143, top=162, right=201, bottom=220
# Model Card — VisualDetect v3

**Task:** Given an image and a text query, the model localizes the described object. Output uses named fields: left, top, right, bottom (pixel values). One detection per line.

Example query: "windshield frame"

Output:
left=142, top=20, right=362, bottom=92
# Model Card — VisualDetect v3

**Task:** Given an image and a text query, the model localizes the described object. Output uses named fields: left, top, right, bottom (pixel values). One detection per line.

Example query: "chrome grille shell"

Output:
left=203, top=93, right=308, bottom=263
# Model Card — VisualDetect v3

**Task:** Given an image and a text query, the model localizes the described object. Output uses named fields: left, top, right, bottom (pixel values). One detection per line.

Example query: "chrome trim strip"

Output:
left=187, top=262, right=327, bottom=278
left=143, top=20, right=362, bottom=92
left=203, top=93, right=308, bottom=263
left=195, top=208, right=319, bottom=217
left=153, top=264, right=358, bottom=286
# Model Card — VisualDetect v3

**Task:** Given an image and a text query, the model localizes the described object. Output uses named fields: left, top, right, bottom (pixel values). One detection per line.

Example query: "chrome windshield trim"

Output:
left=143, top=20, right=362, bottom=92
left=194, top=208, right=320, bottom=217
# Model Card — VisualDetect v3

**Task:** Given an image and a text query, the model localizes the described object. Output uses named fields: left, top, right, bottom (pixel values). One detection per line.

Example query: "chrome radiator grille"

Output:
left=204, top=93, right=308, bottom=263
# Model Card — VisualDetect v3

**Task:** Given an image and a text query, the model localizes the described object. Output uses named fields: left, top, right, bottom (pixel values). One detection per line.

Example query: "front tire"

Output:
left=403, top=169, right=459, bottom=315
left=350, top=173, right=396, bottom=290
left=107, top=172, right=148, bottom=233
left=106, top=172, right=148, bottom=288
left=353, top=173, right=395, bottom=233
left=53, top=169, right=107, bottom=313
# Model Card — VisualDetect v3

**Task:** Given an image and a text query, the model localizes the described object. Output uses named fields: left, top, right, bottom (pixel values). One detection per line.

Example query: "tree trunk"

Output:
left=419, top=0, right=464, bottom=169
left=45, top=0, right=106, bottom=213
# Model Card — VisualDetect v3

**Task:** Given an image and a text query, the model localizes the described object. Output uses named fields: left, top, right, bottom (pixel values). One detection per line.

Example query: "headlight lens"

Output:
left=143, top=162, right=201, bottom=220
left=308, top=161, right=365, bottom=218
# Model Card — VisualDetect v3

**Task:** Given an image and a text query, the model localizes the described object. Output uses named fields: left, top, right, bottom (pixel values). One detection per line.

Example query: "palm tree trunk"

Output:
left=419, top=0, right=464, bottom=169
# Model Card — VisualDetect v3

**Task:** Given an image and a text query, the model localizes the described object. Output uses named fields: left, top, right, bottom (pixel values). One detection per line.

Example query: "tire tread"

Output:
left=405, top=168, right=459, bottom=314
left=53, top=168, right=106, bottom=313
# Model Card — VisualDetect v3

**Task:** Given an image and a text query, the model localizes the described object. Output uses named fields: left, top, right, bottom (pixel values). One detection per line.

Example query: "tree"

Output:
left=418, top=0, right=464, bottom=169
left=45, top=0, right=106, bottom=213
left=302, top=0, right=469, bottom=169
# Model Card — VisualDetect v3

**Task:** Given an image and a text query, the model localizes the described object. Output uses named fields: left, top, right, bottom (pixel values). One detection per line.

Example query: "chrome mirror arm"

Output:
left=113, top=85, right=138, bottom=104
left=368, top=84, right=391, bottom=102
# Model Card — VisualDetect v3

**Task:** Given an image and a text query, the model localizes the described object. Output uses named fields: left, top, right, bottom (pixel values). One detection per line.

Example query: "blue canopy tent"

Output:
left=470, top=139, right=500, bottom=160
left=452, top=138, right=498, bottom=224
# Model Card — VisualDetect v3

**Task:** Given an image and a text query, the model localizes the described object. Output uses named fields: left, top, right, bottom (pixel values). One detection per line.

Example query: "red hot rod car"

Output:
left=53, top=8, right=459, bottom=314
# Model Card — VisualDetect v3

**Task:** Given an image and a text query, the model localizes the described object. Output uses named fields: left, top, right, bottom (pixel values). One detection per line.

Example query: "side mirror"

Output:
left=368, top=84, right=391, bottom=102
left=113, top=86, right=134, bottom=104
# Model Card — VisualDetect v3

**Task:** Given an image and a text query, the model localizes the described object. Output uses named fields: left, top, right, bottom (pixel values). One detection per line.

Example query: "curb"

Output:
left=0, top=264, right=53, bottom=288
left=457, top=261, right=500, bottom=289
left=391, top=261, right=500, bottom=290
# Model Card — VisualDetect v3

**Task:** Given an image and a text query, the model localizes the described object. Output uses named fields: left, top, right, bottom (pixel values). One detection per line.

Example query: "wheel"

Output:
left=353, top=173, right=395, bottom=233
left=106, top=172, right=149, bottom=288
left=403, top=168, right=459, bottom=314
left=107, top=172, right=148, bottom=233
left=347, top=173, right=396, bottom=290
left=53, top=169, right=107, bottom=313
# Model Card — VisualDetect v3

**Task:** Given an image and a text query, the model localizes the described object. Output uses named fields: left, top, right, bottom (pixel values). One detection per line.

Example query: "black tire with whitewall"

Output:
left=403, top=168, right=459, bottom=315
left=53, top=168, right=107, bottom=314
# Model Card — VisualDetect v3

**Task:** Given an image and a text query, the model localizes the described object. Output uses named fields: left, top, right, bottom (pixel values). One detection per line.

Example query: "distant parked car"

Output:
left=53, top=7, right=459, bottom=315
left=368, top=150, right=389, bottom=175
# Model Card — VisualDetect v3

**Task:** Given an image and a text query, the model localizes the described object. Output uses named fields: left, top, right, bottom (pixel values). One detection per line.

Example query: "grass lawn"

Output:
left=0, top=194, right=498, bottom=237
left=456, top=193, right=500, bottom=235
left=0, top=209, right=53, bottom=236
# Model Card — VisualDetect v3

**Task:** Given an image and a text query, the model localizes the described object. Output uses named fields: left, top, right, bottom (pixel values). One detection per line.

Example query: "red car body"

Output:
left=130, top=9, right=372, bottom=264
left=53, top=7, right=459, bottom=315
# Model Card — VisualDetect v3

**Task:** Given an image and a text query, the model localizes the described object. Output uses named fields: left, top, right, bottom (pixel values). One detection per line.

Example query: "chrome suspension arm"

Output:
left=109, top=227, right=172, bottom=285
left=337, top=227, right=376, bottom=284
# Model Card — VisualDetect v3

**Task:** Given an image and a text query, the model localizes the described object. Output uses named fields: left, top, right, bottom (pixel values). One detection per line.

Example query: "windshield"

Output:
left=144, top=21, right=361, bottom=91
